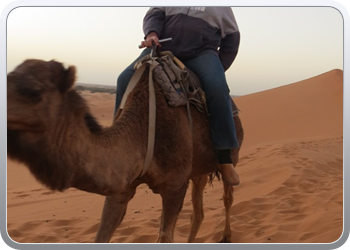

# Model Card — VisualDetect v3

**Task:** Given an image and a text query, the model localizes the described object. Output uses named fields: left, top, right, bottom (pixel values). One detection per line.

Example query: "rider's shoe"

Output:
left=216, top=163, right=240, bottom=186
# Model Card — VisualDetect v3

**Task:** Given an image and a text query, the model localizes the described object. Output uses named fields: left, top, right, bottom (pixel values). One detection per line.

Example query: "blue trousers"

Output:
left=115, top=48, right=239, bottom=150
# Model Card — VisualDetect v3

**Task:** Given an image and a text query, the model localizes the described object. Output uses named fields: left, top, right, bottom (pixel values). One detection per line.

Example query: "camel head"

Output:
left=7, top=59, right=84, bottom=191
left=7, top=59, right=76, bottom=132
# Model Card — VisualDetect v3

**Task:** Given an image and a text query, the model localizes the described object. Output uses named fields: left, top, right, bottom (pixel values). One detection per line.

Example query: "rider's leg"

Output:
left=182, top=53, right=240, bottom=186
left=114, top=48, right=151, bottom=113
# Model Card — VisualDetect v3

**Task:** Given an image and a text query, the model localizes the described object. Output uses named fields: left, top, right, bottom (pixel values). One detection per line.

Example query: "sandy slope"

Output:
left=7, top=69, right=343, bottom=243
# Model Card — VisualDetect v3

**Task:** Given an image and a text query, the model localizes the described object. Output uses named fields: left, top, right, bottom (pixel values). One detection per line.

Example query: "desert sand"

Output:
left=7, top=69, right=343, bottom=243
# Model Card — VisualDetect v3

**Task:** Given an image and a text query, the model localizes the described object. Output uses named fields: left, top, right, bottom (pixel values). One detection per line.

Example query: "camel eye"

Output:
left=16, top=80, right=43, bottom=103
left=22, top=88, right=41, bottom=99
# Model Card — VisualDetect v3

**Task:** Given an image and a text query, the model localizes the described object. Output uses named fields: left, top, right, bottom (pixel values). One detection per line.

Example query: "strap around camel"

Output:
left=119, top=58, right=158, bottom=178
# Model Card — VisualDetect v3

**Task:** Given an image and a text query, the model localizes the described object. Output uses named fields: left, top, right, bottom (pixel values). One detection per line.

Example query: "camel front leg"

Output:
left=94, top=189, right=136, bottom=243
left=219, top=183, right=234, bottom=243
left=187, top=175, right=207, bottom=243
left=157, top=182, right=189, bottom=243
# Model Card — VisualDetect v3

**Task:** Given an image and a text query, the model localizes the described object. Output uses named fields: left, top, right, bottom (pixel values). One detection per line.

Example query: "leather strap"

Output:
left=118, top=58, right=159, bottom=177
left=141, top=60, right=158, bottom=177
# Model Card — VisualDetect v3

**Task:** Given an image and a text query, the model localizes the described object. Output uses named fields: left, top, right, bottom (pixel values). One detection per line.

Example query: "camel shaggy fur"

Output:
left=7, top=59, right=243, bottom=243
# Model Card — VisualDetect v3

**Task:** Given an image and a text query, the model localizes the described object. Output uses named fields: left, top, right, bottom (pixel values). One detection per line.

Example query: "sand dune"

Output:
left=7, top=69, right=343, bottom=243
left=234, top=69, right=343, bottom=146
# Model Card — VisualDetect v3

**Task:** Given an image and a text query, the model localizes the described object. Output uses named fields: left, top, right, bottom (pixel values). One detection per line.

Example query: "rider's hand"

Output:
left=140, top=32, right=160, bottom=48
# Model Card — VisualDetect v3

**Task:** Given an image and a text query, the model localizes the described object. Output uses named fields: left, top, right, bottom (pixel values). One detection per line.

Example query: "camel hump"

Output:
left=147, top=52, right=208, bottom=115
left=153, top=54, right=240, bottom=117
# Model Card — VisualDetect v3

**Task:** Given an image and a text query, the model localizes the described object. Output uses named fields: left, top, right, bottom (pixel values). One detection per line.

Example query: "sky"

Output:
left=6, top=6, right=344, bottom=96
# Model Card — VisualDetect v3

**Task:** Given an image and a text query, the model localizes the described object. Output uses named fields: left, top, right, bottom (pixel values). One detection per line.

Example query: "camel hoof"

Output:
left=219, top=236, right=231, bottom=243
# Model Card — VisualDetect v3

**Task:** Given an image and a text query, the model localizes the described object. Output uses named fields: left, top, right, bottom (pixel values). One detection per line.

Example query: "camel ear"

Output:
left=57, top=65, right=76, bottom=93
left=48, top=60, right=76, bottom=93
left=63, top=66, right=76, bottom=92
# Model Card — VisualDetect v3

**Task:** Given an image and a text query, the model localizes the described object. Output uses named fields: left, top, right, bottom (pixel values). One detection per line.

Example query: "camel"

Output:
left=7, top=59, right=244, bottom=243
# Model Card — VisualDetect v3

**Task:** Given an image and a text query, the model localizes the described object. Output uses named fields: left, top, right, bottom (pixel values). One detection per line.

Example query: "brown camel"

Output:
left=7, top=59, right=243, bottom=243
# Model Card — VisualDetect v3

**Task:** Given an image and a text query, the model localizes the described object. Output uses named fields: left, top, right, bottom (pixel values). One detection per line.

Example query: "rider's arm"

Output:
left=143, top=7, right=165, bottom=40
left=140, top=8, right=166, bottom=48
left=219, top=32, right=240, bottom=71
left=218, top=8, right=240, bottom=71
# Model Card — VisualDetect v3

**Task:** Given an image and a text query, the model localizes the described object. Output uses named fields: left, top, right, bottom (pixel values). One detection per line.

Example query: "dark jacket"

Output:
left=143, top=7, right=240, bottom=71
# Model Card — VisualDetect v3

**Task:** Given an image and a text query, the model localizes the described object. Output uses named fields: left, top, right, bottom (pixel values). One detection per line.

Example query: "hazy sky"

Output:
left=7, top=6, right=343, bottom=95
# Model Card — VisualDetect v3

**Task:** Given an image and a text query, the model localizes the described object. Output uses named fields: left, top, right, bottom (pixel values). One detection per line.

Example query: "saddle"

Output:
left=135, top=51, right=209, bottom=115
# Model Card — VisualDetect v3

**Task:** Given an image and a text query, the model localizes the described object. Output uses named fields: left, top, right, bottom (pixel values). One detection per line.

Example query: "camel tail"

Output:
left=208, top=171, right=222, bottom=186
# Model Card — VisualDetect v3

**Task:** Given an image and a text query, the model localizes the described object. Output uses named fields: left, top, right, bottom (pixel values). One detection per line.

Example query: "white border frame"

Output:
left=1, top=1, right=349, bottom=249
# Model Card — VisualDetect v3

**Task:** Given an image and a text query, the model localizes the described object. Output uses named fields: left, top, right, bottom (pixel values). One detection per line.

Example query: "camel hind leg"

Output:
left=94, top=187, right=136, bottom=243
left=219, top=183, right=234, bottom=243
left=187, top=175, right=207, bottom=243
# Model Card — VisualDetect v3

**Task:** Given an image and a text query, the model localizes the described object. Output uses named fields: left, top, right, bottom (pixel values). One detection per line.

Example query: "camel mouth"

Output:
left=7, top=120, right=45, bottom=132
